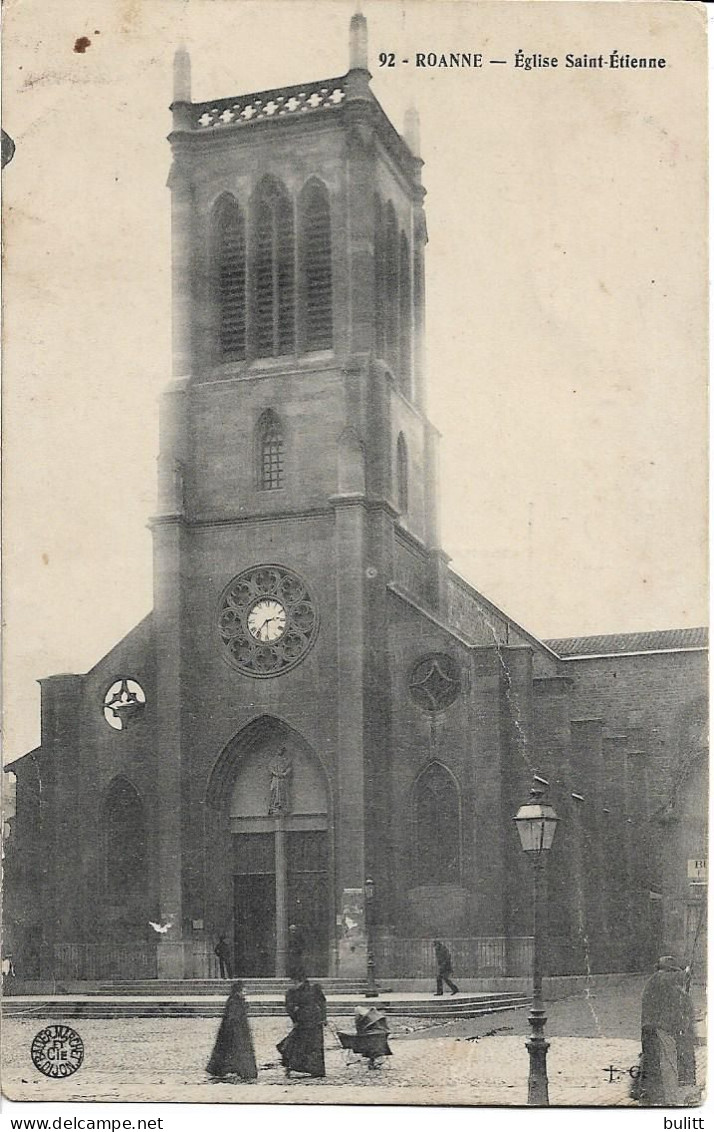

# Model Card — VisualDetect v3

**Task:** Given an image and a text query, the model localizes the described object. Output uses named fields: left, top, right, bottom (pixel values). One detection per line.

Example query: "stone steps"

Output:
left=96, top=979, right=369, bottom=996
left=4, top=992, right=529, bottom=1020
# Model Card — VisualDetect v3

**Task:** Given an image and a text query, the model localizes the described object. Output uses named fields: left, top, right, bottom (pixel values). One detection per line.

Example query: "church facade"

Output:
left=6, top=16, right=707, bottom=982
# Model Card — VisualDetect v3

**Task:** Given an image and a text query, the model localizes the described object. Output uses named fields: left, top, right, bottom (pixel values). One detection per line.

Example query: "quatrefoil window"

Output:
left=103, top=678, right=146, bottom=731
left=218, top=565, right=319, bottom=678
left=409, top=654, right=461, bottom=712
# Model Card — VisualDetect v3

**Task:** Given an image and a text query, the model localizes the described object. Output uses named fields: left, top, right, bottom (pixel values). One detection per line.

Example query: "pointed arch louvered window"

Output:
left=214, top=196, right=247, bottom=360
left=256, top=409, right=285, bottom=490
left=414, top=763, right=461, bottom=884
left=384, top=203, right=399, bottom=375
left=399, top=233, right=412, bottom=397
left=252, top=178, right=295, bottom=359
left=300, top=181, right=332, bottom=351
left=374, top=195, right=386, bottom=359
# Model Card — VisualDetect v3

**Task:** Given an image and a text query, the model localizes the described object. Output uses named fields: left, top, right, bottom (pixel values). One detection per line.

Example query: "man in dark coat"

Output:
left=277, top=976, right=328, bottom=1078
left=434, top=940, right=459, bottom=996
left=286, top=923, right=307, bottom=981
left=639, top=956, right=696, bottom=1105
left=214, top=934, right=233, bottom=979
left=207, top=982, right=257, bottom=1081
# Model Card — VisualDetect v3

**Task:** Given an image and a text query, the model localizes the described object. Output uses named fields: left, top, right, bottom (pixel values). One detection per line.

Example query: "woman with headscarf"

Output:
left=207, top=981, right=258, bottom=1081
left=277, top=976, right=328, bottom=1078
left=639, top=956, right=696, bottom=1105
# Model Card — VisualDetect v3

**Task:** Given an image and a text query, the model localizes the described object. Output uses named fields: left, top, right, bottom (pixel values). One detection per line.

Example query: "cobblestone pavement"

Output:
left=3, top=981, right=706, bottom=1106
left=3, top=1015, right=705, bottom=1106
left=411, top=978, right=704, bottom=1042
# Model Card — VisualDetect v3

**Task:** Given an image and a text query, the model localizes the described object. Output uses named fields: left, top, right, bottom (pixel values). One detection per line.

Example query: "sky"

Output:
left=3, top=0, right=708, bottom=762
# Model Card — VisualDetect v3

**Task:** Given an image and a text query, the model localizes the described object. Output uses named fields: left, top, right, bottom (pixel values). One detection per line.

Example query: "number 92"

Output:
left=378, top=52, right=396, bottom=67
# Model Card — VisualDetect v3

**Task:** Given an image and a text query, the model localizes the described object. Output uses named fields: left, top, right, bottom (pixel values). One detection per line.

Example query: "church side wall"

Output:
left=385, top=592, right=509, bottom=952
left=558, top=650, right=707, bottom=814
left=14, top=617, right=158, bottom=977
left=526, top=649, right=707, bottom=975
left=561, top=650, right=707, bottom=971
left=77, top=621, right=158, bottom=948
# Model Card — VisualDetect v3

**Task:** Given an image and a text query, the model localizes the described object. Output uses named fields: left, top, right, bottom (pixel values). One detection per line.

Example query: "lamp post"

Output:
left=364, top=876, right=379, bottom=998
left=514, top=775, right=559, bottom=1106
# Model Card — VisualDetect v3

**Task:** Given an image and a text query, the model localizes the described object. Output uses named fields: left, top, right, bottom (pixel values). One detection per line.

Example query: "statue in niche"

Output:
left=269, top=747, right=293, bottom=815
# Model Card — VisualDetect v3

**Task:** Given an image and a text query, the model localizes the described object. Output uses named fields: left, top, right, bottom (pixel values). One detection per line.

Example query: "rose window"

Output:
left=218, top=565, right=319, bottom=677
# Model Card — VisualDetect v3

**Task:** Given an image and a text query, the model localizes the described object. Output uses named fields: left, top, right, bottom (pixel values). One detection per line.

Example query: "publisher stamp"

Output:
left=31, top=1025, right=84, bottom=1079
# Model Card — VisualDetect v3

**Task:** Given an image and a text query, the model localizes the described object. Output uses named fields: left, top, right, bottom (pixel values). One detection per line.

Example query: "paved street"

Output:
left=3, top=979, right=705, bottom=1106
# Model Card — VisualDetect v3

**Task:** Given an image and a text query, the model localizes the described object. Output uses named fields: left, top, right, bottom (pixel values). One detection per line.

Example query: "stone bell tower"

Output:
left=150, top=13, right=445, bottom=978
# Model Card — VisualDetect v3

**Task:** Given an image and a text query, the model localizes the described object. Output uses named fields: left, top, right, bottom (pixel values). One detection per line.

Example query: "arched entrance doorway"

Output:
left=205, top=716, right=332, bottom=977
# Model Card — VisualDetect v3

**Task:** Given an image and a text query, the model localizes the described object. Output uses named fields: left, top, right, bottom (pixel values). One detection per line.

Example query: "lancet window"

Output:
left=399, top=233, right=412, bottom=396
left=252, top=177, right=295, bottom=358
left=214, top=196, right=247, bottom=360
left=299, top=181, right=332, bottom=351
left=103, top=778, right=147, bottom=898
left=414, top=763, right=461, bottom=884
left=257, top=409, right=285, bottom=490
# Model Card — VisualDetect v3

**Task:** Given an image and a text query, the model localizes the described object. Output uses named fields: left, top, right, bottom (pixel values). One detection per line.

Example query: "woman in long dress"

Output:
left=277, top=976, right=327, bottom=1078
left=207, top=981, right=258, bottom=1081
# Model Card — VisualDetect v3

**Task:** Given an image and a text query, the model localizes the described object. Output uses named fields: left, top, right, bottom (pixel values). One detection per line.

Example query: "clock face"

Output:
left=217, top=565, right=319, bottom=677
left=247, top=598, right=287, bottom=642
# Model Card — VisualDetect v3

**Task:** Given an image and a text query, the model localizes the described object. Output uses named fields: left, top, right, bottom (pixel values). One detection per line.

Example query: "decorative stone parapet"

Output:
left=190, top=77, right=347, bottom=132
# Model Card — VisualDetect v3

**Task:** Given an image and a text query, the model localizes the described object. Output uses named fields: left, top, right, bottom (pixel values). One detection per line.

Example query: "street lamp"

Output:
left=364, top=876, right=379, bottom=998
left=514, top=775, right=559, bottom=1106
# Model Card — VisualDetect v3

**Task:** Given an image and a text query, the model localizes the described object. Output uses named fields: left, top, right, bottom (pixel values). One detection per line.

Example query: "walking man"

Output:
left=214, top=934, right=233, bottom=980
left=2, top=954, right=16, bottom=995
left=434, top=939, right=459, bottom=996
left=287, top=923, right=307, bottom=981
left=277, top=975, right=328, bottom=1079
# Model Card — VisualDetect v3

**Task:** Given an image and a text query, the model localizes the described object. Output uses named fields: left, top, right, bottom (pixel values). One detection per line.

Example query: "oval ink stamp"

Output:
left=31, top=1024, right=84, bottom=1078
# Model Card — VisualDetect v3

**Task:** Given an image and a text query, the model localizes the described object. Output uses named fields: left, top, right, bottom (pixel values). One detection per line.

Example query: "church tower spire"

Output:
left=173, top=44, right=191, bottom=103
left=349, top=10, right=368, bottom=71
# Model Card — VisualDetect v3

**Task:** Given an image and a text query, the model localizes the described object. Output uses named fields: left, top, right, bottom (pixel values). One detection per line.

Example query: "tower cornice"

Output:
left=168, top=74, right=420, bottom=192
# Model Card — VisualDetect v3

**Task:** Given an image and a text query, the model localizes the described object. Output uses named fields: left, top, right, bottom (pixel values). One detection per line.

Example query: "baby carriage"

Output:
left=337, top=1006, right=393, bottom=1069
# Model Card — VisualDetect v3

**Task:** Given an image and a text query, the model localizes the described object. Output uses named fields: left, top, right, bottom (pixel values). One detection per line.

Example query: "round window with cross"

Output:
left=103, top=678, right=146, bottom=731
